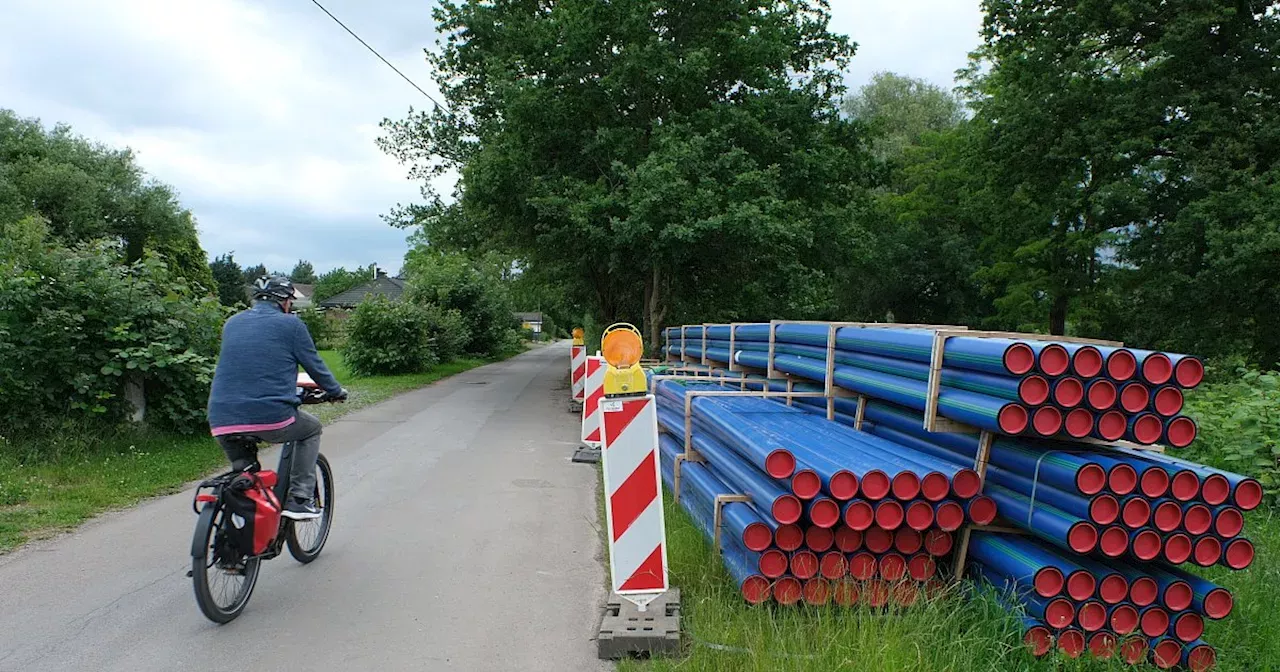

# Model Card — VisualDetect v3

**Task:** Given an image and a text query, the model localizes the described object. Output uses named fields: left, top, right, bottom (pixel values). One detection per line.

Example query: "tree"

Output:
left=403, top=245, right=516, bottom=357
left=289, top=259, right=317, bottom=284
left=843, top=72, right=966, bottom=163
left=379, top=0, right=875, bottom=347
left=209, top=252, right=246, bottom=308
left=313, top=265, right=375, bottom=302
left=241, top=263, right=268, bottom=284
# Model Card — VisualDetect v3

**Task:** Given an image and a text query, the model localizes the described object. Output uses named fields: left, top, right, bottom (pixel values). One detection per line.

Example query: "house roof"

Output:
left=514, top=312, right=543, bottom=323
left=318, top=276, right=407, bottom=308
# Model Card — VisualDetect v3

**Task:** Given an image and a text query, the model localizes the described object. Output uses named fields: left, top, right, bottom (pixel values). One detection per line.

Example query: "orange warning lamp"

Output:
left=602, top=323, right=646, bottom=396
left=572, top=327, right=585, bottom=346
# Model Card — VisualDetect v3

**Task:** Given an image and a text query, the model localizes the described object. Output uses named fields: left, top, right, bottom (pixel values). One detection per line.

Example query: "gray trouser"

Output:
left=216, top=410, right=323, bottom=501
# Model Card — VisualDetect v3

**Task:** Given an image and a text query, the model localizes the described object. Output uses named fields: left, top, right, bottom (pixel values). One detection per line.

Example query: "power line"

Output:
left=306, top=0, right=447, bottom=110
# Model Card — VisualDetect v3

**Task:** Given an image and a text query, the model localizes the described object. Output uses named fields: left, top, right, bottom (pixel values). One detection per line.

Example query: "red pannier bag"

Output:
left=223, top=470, right=283, bottom=555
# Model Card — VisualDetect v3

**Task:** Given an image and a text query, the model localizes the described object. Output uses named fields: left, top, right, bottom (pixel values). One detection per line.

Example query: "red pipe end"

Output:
left=1235, top=479, right=1264, bottom=511
left=1024, top=626, right=1053, bottom=657
left=809, top=498, right=840, bottom=529
left=1087, top=379, right=1118, bottom=410
left=843, top=501, right=874, bottom=531
left=875, top=500, right=905, bottom=530
left=966, top=496, right=998, bottom=525
left=1129, top=577, right=1158, bottom=607
left=790, top=550, right=819, bottom=580
left=1166, top=417, right=1197, bottom=448
left=865, top=581, right=891, bottom=608
left=1078, top=601, right=1107, bottom=632
left=832, top=580, right=859, bottom=606
left=1004, top=343, right=1036, bottom=375
left=744, top=522, right=773, bottom=552
left=924, top=530, right=953, bottom=556
left=834, top=526, right=862, bottom=553
left=1100, top=526, right=1131, bottom=557
left=1111, top=604, right=1139, bottom=634
left=1130, top=528, right=1161, bottom=560
left=1176, top=357, right=1205, bottom=388
left=776, top=524, right=804, bottom=551
left=998, top=404, right=1029, bottom=434
left=1054, top=377, right=1085, bottom=407
left=1079, top=463, right=1109, bottom=495
left=1153, top=501, right=1182, bottom=532
left=919, top=473, right=949, bottom=502
left=1204, top=588, right=1234, bottom=619
left=1120, top=383, right=1150, bottom=413
left=802, top=577, right=830, bottom=605
left=772, top=495, right=802, bottom=524
left=773, top=577, right=802, bottom=605
left=1183, top=504, right=1211, bottom=535
left=1019, top=375, right=1050, bottom=405
left=894, top=527, right=923, bottom=555
left=861, top=470, right=891, bottom=501
left=1034, top=566, right=1065, bottom=598
left=741, top=575, right=771, bottom=604
left=1119, top=637, right=1148, bottom=665
left=759, top=549, right=788, bottom=578
left=765, top=449, right=796, bottom=479
left=1193, top=536, right=1222, bottom=566
left=1224, top=538, right=1255, bottom=570
left=1107, top=349, right=1138, bottom=381
left=1065, top=409, right=1093, bottom=438
left=1187, top=644, right=1217, bottom=672
left=1097, top=411, right=1127, bottom=440
left=951, top=469, right=982, bottom=499
left=1057, top=629, right=1085, bottom=658
left=1045, top=597, right=1076, bottom=629
left=830, top=470, right=859, bottom=500
left=935, top=501, right=964, bottom=532
left=1143, top=353, right=1173, bottom=385
left=1141, top=608, right=1170, bottom=637
left=908, top=553, right=936, bottom=582
left=1088, top=631, right=1116, bottom=659
left=1171, top=471, right=1200, bottom=501
left=792, top=470, right=822, bottom=500
left=904, top=501, right=934, bottom=532
left=1099, top=575, right=1128, bottom=604
left=1153, top=387, right=1184, bottom=416
left=1068, top=522, right=1099, bottom=553
left=1163, top=533, right=1192, bottom=565
left=1091, top=494, right=1121, bottom=525
left=1038, top=344, right=1070, bottom=376
left=879, top=552, right=907, bottom=581
left=865, top=527, right=893, bottom=554
left=1201, top=475, right=1230, bottom=507
left=819, top=552, right=847, bottom=580
left=1032, top=406, right=1062, bottom=436
left=1166, top=582, right=1194, bottom=613
left=892, top=582, right=920, bottom=607
left=1141, top=468, right=1170, bottom=498
left=804, top=525, right=834, bottom=553
left=1119, top=497, right=1147, bottom=528
left=1067, top=570, right=1096, bottom=601
left=1152, top=638, right=1181, bottom=669
left=1132, top=414, right=1163, bottom=444
left=848, top=552, right=877, bottom=580
left=1073, top=346, right=1104, bottom=378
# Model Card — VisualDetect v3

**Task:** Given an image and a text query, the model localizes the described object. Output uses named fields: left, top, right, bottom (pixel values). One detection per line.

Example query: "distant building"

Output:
left=317, top=268, right=407, bottom=309
left=515, top=312, right=543, bottom=333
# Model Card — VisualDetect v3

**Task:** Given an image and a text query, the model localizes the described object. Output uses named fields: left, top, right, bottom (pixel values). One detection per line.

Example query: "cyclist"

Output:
left=207, top=275, right=347, bottom=520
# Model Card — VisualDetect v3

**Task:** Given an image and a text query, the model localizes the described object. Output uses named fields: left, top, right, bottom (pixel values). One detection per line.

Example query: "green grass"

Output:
left=0, top=350, right=504, bottom=553
left=617, top=494, right=1280, bottom=672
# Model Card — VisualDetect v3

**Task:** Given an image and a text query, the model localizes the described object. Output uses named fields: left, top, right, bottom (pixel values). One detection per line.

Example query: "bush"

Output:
left=296, top=308, right=331, bottom=348
left=0, top=217, right=225, bottom=436
left=403, top=249, right=517, bottom=357
left=422, top=303, right=469, bottom=362
left=341, top=297, right=437, bottom=375
left=1181, top=366, right=1280, bottom=504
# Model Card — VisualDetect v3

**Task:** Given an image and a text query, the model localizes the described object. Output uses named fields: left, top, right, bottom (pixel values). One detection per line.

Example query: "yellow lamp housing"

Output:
left=601, top=323, right=646, bottom=396
left=571, top=327, right=585, bottom=346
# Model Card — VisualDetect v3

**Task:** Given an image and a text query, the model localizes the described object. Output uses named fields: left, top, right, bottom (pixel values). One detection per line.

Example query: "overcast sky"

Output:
left=0, top=0, right=983, bottom=275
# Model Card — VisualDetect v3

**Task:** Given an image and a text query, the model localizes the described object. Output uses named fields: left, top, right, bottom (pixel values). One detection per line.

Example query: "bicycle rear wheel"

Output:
left=192, top=500, right=261, bottom=623
left=286, top=453, right=334, bottom=563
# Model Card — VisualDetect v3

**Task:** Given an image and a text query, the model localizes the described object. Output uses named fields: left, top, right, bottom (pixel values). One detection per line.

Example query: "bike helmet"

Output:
left=252, top=275, right=298, bottom=303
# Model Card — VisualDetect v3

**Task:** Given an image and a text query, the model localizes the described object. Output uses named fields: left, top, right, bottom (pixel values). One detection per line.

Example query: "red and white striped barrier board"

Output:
left=571, top=345, right=586, bottom=401
left=581, top=356, right=605, bottom=447
left=601, top=394, right=668, bottom=608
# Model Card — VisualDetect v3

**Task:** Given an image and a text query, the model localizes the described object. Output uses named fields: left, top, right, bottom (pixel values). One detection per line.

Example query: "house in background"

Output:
left=317, top=268, right=406, bottom=309
left=515, top=312, right=543, bottom=334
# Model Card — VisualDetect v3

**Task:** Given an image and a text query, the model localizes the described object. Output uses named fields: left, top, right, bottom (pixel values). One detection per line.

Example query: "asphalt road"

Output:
left=0, top=343, right=609, bottom=672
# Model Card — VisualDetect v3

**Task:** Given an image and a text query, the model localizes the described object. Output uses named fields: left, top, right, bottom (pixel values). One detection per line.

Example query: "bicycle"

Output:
left=189, top=373, right=339, bottom=623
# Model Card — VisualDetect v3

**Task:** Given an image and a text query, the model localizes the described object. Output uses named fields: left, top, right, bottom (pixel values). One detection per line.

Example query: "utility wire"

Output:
left=307, top=0, right=447, bottom=111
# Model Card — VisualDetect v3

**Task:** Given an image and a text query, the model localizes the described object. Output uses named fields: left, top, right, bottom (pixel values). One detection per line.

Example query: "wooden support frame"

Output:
left=713, top=494, right=753, bottom=553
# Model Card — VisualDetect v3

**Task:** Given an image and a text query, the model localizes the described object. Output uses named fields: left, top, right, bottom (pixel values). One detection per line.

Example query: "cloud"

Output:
left=829, top=1, right=984, bottom=92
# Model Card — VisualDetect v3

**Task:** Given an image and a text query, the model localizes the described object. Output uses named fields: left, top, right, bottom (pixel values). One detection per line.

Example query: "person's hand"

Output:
left=331, top=387, right=349, bottom=403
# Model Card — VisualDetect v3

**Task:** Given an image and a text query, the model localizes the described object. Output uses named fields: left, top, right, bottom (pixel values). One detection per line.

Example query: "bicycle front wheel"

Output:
left=286, top=453, right=334, bottom=563
left=192, top=501, right=261, bottom=623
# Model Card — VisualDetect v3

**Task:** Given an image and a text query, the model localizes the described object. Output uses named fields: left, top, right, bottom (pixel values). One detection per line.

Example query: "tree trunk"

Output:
left=1050, top=293, right=1068, bottom=336
left=644, top=267, right=666, bottom=355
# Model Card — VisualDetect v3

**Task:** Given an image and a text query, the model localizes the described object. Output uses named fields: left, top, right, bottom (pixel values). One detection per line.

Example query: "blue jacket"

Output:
left=207, top=301, right=341, bottom=435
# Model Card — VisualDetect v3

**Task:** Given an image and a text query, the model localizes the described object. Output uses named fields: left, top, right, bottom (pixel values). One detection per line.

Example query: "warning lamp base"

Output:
left=597, top=588, right=681, bottom=660
left=604, top=365, right=647, bottom=396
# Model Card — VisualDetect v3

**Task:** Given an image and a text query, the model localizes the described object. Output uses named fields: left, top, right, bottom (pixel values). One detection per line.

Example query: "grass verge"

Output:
left=0, top=350, right=509, bottom=553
